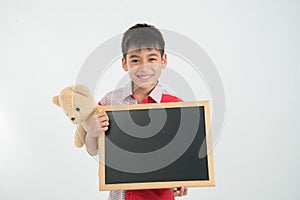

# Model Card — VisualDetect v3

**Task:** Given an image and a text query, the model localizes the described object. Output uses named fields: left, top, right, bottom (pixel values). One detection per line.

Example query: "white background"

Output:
left=0, top=0, right=299, bottom=199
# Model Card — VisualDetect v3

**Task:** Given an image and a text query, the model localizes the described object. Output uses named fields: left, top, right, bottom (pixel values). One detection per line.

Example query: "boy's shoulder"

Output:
left=158, top=84, right=183, bottom=102
left=98, top=85, right=129, bottom=106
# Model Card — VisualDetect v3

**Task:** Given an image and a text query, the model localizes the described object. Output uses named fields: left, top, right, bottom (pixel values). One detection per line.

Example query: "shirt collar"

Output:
left=121, top=81, right=164, bottom=103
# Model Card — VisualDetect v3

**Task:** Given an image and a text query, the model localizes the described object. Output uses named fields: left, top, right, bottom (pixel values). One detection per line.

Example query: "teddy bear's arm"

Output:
left=74, top=124, right=87, bottom=148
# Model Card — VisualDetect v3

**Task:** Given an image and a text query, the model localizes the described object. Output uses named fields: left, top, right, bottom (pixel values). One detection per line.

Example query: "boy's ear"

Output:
left=122, top=57, right=128, bottom=71
left=161, top=53, right=167, bottom=68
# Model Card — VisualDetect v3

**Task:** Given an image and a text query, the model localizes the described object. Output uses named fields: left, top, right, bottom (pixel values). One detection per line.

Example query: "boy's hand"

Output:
left=87, top=110, right=109, bottom=138
left=172, top=187, right=188, bottom=197
left=85, top=110, right=109, bottom=156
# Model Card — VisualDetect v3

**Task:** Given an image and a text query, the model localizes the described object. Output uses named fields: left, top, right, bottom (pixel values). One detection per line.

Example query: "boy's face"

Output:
left=122, top=48, right=167, bottom=90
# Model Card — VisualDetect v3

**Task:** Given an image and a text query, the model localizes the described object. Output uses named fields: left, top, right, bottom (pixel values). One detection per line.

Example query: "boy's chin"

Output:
left=133, top=81, right=157, bottom=90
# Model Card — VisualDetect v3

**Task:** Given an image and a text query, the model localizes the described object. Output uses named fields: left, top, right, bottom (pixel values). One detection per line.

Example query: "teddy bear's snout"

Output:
left=71, top=117, right=75, bottom=121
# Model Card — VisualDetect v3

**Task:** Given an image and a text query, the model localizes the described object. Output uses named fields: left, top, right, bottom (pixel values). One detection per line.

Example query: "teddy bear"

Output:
left=52, top=85, right=102, bottom=148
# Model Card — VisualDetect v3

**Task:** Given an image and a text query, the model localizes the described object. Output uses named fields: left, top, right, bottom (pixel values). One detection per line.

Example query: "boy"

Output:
left=84, top=23, right=188, bottom=200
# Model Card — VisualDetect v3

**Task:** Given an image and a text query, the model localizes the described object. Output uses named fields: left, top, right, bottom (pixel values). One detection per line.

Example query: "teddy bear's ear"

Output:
left=73, top=85, right=91, bottom=97
left=52, top=96, right=61, bottom=107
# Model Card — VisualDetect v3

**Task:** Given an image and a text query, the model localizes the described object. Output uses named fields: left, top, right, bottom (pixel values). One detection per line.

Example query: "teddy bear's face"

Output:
left=53, top=85, right=96, bottom=125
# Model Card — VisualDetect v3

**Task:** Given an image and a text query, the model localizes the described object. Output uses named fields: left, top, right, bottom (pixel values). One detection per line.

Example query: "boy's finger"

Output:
left=178, top=190, right=183, bottom=197
left=172, top=188, right=177, bottom=196
left=97, top=112, right=107, bottom=118
left=183, top=187, right=188, bottom=195
left=181, top=187, right=188, bottom=195
left=95, top=113, right=109, bottom=121
left=100, top=121, right=109, bottom=127
left=99, top=116, right=109, bottom=123
left=180, top=187, right=184, bottom=193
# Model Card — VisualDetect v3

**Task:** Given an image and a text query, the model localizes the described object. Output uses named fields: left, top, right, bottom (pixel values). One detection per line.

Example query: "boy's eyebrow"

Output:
left=148, top=53, right=159, bottom=57
left=128, top=53, right=159, bottom=59
left=128, top=55, right=140, bottom=59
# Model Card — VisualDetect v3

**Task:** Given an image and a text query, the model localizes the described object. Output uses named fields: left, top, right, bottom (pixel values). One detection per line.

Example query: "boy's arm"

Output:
left=85, top=135, right=98, bottom=156
left=85, top=111, right=109, bottom=156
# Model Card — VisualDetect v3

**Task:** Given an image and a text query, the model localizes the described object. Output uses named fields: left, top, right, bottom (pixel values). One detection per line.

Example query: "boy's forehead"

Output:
left=126, top=47, right=161, bottom=56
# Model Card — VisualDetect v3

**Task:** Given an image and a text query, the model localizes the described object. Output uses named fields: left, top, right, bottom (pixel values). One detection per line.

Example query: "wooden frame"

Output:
left=98, top=101, right=215, bottom=191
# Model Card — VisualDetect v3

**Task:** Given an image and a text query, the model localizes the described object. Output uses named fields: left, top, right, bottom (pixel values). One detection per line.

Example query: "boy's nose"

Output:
left=139, top=63, right=152, bottom=69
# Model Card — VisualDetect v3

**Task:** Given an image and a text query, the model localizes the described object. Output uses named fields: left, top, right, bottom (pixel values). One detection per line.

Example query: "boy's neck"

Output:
left=132, top=82, right=157, bottom=103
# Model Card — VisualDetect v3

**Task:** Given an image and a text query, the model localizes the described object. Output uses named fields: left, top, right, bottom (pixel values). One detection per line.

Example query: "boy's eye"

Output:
left=76, top=108, right=80, bottom=112
left=149, top=58, right=157, bottom=62
left=131, top=59, right=140, bottom=63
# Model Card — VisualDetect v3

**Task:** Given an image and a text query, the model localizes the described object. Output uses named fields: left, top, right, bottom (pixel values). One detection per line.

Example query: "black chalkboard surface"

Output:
left=98, top=101, right=215, bottom=191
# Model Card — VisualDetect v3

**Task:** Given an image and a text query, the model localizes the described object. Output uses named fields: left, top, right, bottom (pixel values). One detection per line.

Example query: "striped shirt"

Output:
left=99, top=81, right=181, bottom=200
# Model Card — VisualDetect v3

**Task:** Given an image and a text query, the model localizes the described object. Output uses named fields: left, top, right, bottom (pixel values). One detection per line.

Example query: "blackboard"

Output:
left=98, top=101, right=215, bottom=191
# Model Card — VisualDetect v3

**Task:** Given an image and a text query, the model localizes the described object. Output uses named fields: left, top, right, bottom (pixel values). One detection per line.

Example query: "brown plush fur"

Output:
left=52, top=85, right=102, bottom=148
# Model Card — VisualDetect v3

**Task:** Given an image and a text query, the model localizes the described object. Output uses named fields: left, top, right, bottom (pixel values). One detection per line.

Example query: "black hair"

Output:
left=121, top=23, right=165, bottom=59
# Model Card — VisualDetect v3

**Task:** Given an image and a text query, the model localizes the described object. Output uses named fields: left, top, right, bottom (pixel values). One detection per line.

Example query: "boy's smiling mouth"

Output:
left=136, top=74, right=154, bottom=80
